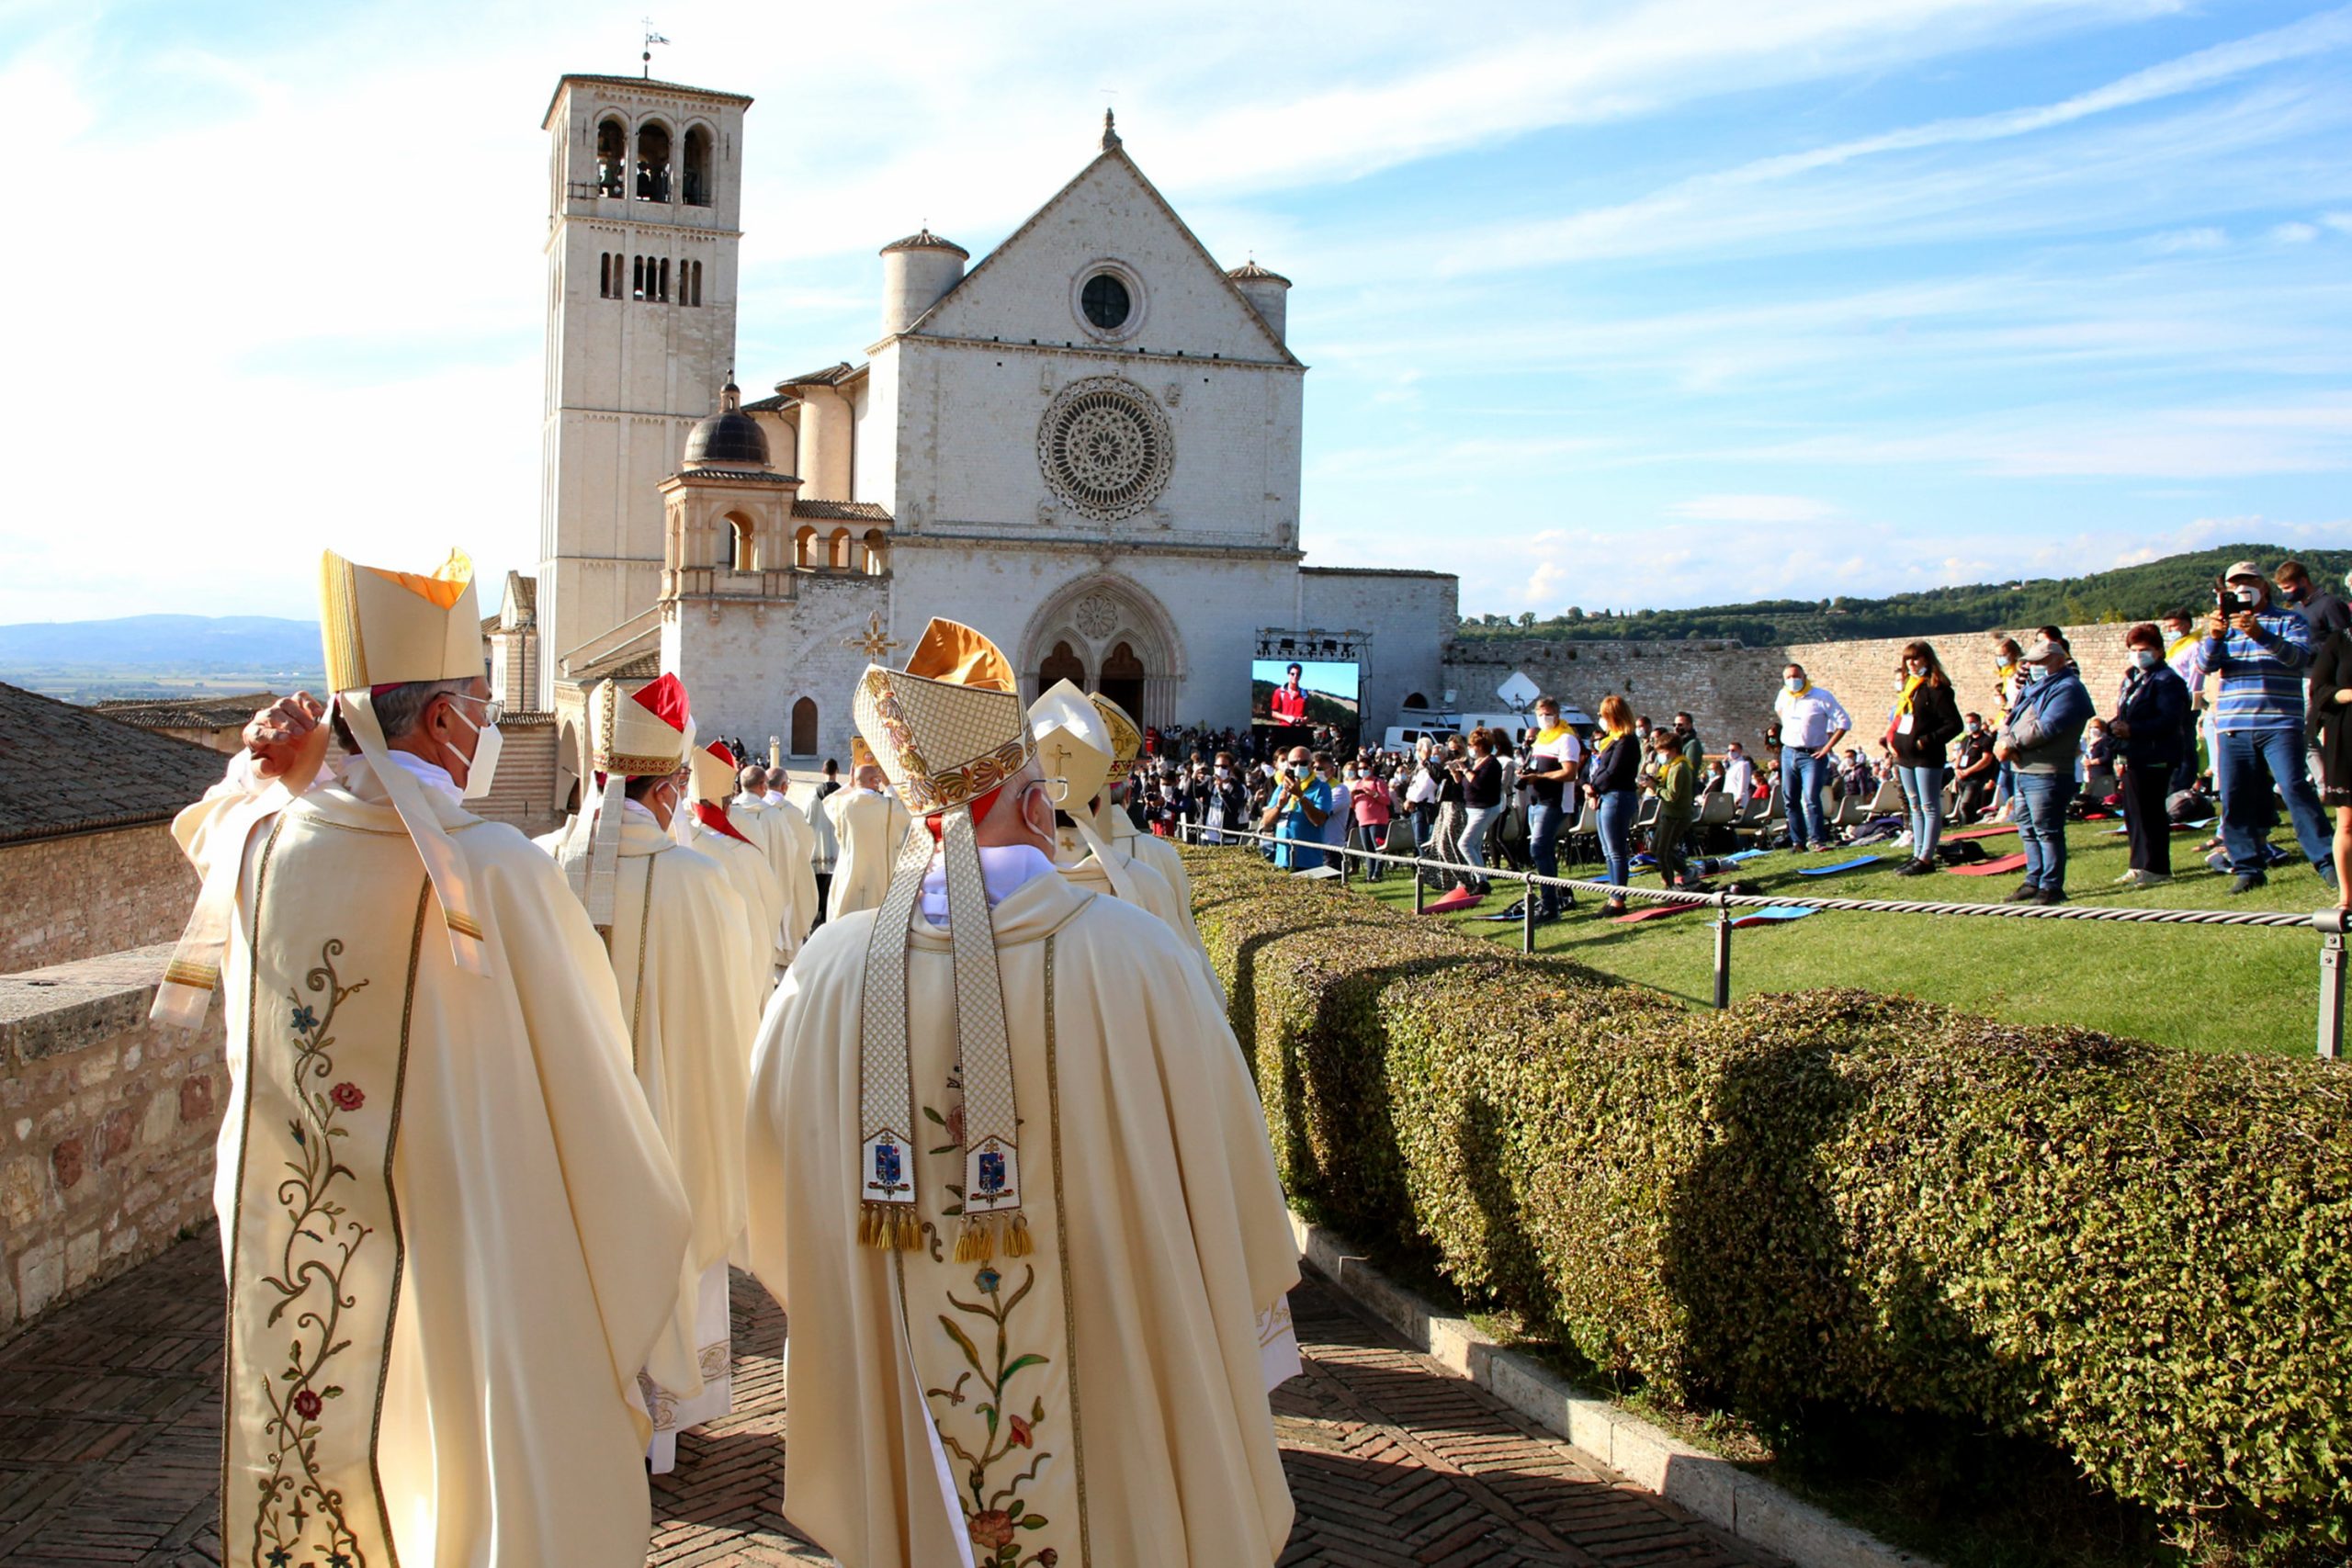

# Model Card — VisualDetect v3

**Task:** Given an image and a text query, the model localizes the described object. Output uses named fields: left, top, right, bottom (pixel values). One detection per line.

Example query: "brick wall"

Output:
left=0, top=825, right=199, bottom=975
left=1442, top=622, right=2143, bottom=754
left=0, top=945, right=225, bottom=1338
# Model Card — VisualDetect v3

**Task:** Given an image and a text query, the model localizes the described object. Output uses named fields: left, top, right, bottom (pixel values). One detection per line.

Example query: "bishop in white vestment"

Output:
left=689, top=740, right=790, bottom=988
left=745, top=621, right=1299, bottom=1568
left=730, top=766, right=820, bottom=961
left=823, top=743, right=912, bottom=923
left=155, top=548, right=693, bottom=1568
left=538, top=674, right=761, bottom=1473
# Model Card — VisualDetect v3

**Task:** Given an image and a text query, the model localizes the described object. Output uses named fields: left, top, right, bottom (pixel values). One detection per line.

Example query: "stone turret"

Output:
left=879, top=228, right=968, bottom=336
left=1228, top=259, right=1291, bottom=344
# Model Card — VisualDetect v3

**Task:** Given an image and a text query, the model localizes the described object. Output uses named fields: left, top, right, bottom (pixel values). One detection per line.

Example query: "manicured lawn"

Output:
left=1340, top=820, right=2332, bottom=1057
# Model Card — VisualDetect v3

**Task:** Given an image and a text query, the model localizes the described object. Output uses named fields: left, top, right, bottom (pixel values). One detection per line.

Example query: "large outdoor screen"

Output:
left=1251, top=658, right=1361, bottom=750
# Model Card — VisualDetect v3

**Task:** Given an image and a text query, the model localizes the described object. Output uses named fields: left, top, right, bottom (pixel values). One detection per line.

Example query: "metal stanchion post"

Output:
left=1340, top=840, right=1350, bottom=888
left=2319, top=909, right=2347, bottom=1060
left=1521, top=872, right=1535, bottom=954
left=1713, top=890, right=1733, bottom=1010
left=1414, top=860, right=1426, bottom=915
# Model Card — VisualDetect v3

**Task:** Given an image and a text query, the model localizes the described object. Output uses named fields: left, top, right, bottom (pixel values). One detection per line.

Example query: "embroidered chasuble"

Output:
left=744, top=870, right=1300, bottom=1568
left=824, top=787, right=912, bottom=923
left=537, top=811, right=761, bottom=1465
left=180, top=759, right=692, bottom=1568
left=768, top=796, right=822, bottom=948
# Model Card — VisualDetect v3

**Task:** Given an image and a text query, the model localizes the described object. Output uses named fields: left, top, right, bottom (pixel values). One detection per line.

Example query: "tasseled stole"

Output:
left=856, top=800, right=1033, bottom=1262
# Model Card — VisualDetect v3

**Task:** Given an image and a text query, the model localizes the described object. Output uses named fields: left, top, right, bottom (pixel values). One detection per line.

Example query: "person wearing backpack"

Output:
left=1886, top=641, right=1965, bottom=876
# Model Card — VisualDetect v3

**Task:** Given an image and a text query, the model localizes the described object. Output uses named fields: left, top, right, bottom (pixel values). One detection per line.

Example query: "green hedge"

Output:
left=1186, top=847, right=2352, bottom=1543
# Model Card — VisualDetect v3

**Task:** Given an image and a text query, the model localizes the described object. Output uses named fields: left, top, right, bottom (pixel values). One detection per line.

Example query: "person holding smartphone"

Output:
left=1259, top=743, right=1330, bottom=871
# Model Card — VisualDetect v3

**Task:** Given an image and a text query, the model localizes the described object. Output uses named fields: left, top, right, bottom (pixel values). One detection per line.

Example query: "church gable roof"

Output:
left=908, top=145, right=1300, bottom=368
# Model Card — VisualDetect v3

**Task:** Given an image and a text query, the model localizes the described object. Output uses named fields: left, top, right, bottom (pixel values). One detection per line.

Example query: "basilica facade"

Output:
left=521, top=72, right=1456, bottom=800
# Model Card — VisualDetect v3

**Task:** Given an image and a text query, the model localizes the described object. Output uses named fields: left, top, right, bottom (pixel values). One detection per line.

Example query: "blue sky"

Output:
left=3, top=0, right=2346, bottom=626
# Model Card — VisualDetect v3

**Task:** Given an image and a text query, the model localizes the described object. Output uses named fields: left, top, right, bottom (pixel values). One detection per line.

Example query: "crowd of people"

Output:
left=1135, top=558, right=2352, bottom=913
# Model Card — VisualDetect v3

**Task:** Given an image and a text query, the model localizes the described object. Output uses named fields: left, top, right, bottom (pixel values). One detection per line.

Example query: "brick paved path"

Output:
left=0, top=1235, right=1769, bottom=1567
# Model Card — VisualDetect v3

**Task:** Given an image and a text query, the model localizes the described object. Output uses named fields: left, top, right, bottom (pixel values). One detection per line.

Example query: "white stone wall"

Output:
left=662, top=575, right=888, bottom=765
left=916, top=155, right=1289, bottom=366
left=879, top=340, right=1301, bottom=547
left=891, top=542, right=1298, bottom=729
left=1298, top=569, right=1458, bottom=735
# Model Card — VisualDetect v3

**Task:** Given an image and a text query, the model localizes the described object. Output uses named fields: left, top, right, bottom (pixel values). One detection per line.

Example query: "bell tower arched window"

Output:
left=595, top=118, right=627, bottom=197
left=683, top=126, right=713, bottom=207
left=724, top=513, right=753, bottom=570
left=635, top=122, right=672, bottom=202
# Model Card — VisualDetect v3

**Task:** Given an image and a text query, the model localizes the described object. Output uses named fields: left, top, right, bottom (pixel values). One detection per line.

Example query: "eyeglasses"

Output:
left=447, top=693, right=506, bottom=726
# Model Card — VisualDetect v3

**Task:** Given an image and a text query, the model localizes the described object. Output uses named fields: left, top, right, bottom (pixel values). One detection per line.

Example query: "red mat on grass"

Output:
left=1421, top=888, right=1483, bottom=913
left=1613, top=903, right=1699, bottom=924
left=1945, top=823, right=2018, bottom=841
left=1950, top=852, right=2029, bottom=875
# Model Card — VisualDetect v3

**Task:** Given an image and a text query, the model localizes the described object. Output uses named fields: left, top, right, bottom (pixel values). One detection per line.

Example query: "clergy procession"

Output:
left=152, top=547, right=1295, bottom=1568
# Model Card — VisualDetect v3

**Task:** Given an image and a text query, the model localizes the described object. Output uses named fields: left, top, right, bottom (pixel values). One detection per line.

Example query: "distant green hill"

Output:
left=1460, top=544, right=2352, bottom=645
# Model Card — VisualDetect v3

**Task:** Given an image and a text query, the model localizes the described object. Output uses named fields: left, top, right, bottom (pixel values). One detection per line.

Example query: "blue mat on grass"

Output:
left=1797, top=855, right=1879, bottom=876
left=1733, top=905, right=1817, bottom=928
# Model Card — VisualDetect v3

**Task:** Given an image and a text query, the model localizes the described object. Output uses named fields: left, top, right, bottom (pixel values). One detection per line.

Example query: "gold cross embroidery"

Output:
left=845, top=612, right=902, bottom=661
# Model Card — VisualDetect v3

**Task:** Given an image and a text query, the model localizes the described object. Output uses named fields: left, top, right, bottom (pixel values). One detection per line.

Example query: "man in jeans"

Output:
left=1774, top=663, right=1851, bottom=852
left=2203, top=560, right=2337, bottom=894
left=1521, top=696, right=1582, bottom=919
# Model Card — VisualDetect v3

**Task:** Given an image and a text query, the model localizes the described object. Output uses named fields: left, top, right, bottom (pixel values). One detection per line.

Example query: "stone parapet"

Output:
left=0, top=943, right=224, bottom=1340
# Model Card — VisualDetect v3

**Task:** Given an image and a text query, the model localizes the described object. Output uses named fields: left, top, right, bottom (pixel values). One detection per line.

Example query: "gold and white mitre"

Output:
left=560, top=672, right=696, bottom=931
left=154, top=547, right=489, bottom=1025
left=851, top=618, right=1035, bottom=1262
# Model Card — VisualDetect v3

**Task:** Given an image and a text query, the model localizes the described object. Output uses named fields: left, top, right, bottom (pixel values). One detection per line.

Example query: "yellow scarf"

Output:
left=1535, top=724, right=1571, bottom=745
left=1894, top=673, right=1927, bottom=715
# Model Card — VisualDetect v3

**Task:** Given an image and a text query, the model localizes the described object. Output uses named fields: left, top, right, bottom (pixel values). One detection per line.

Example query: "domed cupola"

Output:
left=682, top=378, right=770, bottom=470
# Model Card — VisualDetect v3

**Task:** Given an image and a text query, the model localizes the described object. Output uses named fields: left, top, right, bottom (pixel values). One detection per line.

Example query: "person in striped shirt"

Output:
left=2203, top=559, right=2337, bottom=895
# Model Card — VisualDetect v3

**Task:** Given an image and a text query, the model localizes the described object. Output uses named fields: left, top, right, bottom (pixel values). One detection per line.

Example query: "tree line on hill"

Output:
left=1457, top=544, right=2352, bottom=646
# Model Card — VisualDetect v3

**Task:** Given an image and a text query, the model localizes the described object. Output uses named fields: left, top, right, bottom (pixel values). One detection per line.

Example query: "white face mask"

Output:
left=1784, top=676, right=1804, bottom=692
left=2134, top=649, right=2161, bottom=671
left=445, top=703, right=502, bottom=800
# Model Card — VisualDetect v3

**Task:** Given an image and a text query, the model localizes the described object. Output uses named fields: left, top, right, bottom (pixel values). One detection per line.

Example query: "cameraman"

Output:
left=1259, top=743, right=1331, bottom=871
left=2203, top=560, right=2335, bottom=894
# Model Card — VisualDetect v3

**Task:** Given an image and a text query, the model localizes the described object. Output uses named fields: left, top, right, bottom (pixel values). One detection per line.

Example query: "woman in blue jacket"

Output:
left=1994, top=626, right=2095, bottom=903
left=2108, top=621, right=2192, bottom=886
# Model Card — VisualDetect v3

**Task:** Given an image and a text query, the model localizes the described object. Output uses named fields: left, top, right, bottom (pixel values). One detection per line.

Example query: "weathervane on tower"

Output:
left=640, top=17, right=669, bottom=78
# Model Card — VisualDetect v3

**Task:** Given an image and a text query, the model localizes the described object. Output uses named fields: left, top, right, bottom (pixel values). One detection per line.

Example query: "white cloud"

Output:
left=2150, top=225, right=2229, bottom=252
left=2272, top=220, right=2323, bottom=243
left=1669, top=494, right=1840, bottom=523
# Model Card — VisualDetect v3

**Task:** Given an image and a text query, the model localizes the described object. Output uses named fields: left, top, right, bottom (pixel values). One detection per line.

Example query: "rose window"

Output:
left=1038, top=378, right=1172, bottom=522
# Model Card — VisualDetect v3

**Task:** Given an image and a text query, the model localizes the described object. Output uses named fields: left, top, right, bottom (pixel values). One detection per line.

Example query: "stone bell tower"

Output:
left=537, top=73, right=752, bottom=710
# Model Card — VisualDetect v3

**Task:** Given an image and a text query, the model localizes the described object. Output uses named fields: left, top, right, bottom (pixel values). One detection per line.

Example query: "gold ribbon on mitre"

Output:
left=848, top=734, right=876, bottom=773
left=850, top=619, right=1035, bottom=1261
left=151, top=547, right=490, bottom=1028
left=557, top=673, right=695, bottom=931
left=1031, top=681, right=1137, bottom=903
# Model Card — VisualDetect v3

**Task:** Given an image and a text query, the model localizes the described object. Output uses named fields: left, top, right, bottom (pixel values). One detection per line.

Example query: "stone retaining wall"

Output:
left=0, top=944, right=225, bottom=1339
left=1443, top=620, right=2149, bottom=753
left=0, top=824, right=201, bottom=974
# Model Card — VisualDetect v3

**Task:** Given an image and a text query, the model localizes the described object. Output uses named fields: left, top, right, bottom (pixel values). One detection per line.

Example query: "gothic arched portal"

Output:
left=1015, top=573, right=1188, bottom=728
